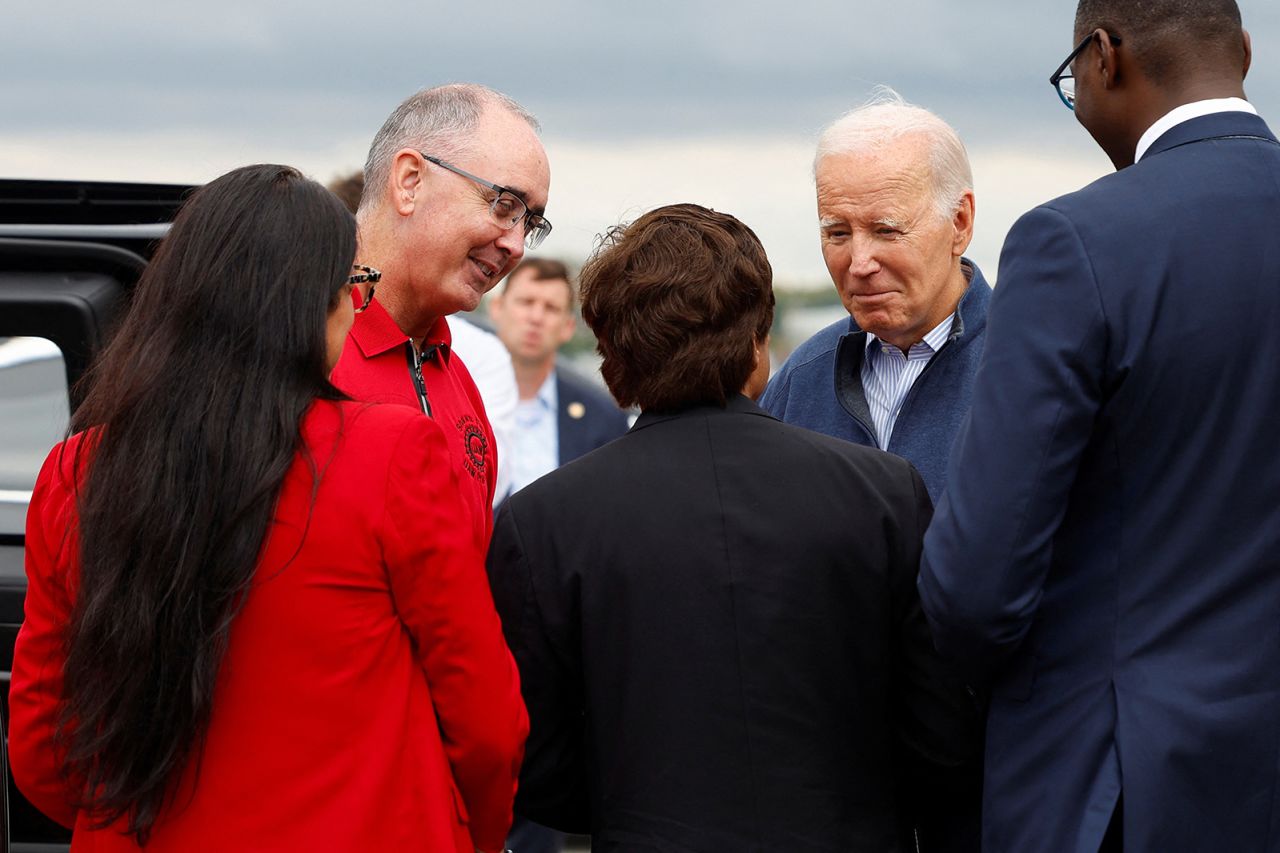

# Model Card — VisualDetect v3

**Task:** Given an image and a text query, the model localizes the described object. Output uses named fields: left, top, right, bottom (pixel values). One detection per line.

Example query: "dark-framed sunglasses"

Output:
left=419, top=152, right=553, bottom=249
left=348, top=264, right=381, bottom=314
left=1049, top=30, right=1123, bottom=111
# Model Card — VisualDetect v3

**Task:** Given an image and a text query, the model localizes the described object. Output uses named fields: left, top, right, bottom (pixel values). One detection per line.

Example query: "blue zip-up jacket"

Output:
left=761, top=260, right=992, bottom=502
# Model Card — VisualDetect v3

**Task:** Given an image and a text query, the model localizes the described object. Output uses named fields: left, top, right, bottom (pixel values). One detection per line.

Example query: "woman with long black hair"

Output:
left=9, top=164, right=526, bottom=852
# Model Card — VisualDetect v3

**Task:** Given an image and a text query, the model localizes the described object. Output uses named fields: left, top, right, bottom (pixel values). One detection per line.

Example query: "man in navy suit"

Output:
left=489, top=258, right=630, bottom=494
left=920, top=1, right=1279, bottom=851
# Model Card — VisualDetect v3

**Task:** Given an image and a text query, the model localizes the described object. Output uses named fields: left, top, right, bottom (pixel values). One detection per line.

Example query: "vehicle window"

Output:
left=0, top=337, right=70, bottom=536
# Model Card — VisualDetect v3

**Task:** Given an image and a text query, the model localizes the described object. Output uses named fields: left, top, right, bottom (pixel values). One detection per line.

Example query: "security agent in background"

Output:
left=920, top=1, right=1280, bottom=850
left=488, top=258, right=629, bottom=493
left=761, top=93, right=991, bottom=504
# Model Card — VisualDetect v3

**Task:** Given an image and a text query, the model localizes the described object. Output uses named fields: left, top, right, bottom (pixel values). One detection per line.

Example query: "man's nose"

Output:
left=848, top=238, right=880, bottom=277
left=495, top=225, right=526, bottom=261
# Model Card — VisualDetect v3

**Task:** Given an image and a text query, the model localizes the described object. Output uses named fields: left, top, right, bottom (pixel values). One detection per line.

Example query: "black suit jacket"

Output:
left=487, top=395, right=979, bottom=852
left=554, top=366, right=630, bottom=465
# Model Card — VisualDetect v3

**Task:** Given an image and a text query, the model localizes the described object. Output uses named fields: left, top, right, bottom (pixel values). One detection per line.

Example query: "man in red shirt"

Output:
left=332, top=83, right=552, bottom=548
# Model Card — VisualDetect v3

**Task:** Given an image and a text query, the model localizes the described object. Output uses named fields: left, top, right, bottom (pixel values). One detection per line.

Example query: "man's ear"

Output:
left=391, top=149, right=424, bottom=216
left=1096, top=28, right=1121, bottom=90
left=1242, top=28, right=1253, bottom=80
left=951, top=191, right=976, bottom=257
left=487, top=292, right=503, bottom=324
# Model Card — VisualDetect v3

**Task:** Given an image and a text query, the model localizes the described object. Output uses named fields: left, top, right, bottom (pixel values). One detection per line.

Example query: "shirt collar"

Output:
left=1135, top=97, right=1258, bottom=163
left=865, top=310, right=956, bottom=358
left=349, top=297, right=452, bottom=361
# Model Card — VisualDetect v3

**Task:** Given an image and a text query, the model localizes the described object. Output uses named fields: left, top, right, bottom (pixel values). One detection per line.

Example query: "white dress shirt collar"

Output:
left=864, top=311, right=956, bottom=358
left=1135, top=97, right=1257, bottom=163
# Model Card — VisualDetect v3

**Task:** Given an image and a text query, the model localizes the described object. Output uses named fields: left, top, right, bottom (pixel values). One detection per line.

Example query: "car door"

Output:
left=0, top=235, right=141, bottom=852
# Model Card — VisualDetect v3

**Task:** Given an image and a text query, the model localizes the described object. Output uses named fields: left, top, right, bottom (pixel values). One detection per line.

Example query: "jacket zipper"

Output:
left=884, top=334, right=957, bottom=449
left=844, top=346, right=949, bottom=449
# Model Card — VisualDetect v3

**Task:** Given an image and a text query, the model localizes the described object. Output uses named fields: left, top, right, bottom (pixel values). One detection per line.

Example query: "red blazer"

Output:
left=9, top=400, right=527, bottom=852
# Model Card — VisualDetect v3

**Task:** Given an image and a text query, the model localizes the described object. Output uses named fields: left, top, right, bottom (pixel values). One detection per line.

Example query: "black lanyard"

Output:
left=405, top=342, right=440, bottom=418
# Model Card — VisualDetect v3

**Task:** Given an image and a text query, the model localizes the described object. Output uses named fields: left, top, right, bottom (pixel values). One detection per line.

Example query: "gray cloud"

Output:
left=5, top=0, right=1278, bottom=283
left=7, top=0, right=1277, bottom=148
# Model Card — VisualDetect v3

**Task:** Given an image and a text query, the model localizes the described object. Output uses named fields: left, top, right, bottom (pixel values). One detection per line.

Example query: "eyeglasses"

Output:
left=419, top=152, right=553, bottom=249
left=348, top=264, right=381, bottom=314
left=1049, top=31, right=1123, bottom=110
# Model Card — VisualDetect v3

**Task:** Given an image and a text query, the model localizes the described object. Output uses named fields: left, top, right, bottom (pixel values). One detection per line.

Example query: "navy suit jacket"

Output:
left=554, top=366, right=629, bottom=465
left=920, top=110, right=1280, bottom=852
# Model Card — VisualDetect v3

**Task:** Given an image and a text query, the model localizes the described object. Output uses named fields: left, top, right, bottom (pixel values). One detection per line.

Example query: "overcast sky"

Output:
left=5, top=0, right=1278, bottom=287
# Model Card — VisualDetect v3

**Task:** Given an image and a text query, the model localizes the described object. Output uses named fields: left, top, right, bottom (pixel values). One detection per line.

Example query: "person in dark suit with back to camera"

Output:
left=919, top=2, right=1279, bottom=851
left=487, top=202, right=980, bottom=852
left=488, top=258, right=629, bottom=494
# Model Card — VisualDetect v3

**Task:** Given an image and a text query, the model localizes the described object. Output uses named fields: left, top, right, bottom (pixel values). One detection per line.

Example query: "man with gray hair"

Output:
left=332, top=83, right=551, bottom=554
left=761, top=93, right=991, bottom=503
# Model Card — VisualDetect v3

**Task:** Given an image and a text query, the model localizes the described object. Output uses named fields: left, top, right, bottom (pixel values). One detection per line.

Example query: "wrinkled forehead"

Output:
left=815, top=144, right=935, bottom=215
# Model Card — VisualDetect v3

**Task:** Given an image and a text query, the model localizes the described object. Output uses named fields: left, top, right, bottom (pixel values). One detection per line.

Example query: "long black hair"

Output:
left=60, top=164, right=356, bottom=842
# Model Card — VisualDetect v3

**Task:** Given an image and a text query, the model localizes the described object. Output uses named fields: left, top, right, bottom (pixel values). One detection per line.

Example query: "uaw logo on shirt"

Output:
left=455, top=415, right=489, bottom=482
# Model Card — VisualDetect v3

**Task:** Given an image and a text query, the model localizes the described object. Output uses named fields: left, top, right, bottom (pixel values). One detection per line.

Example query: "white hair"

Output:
left=358, top=83, right=540, bottom=221
left=814, top=87, right=973, bottom=221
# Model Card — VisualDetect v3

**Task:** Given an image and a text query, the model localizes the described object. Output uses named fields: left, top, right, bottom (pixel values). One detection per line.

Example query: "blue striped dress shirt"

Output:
left=861, top=312, right=957, bottom=449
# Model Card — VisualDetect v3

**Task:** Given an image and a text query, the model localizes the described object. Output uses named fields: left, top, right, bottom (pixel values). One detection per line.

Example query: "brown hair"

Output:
left=579, top=203, right=774, bottom=412
left=327, top=170, right=364, bottom=215
left=503, top=257, right=575, bottom=308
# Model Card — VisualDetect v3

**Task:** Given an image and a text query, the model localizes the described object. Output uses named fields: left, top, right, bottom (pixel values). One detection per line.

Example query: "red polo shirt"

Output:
left=332, top=300, right=497, bottom=549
